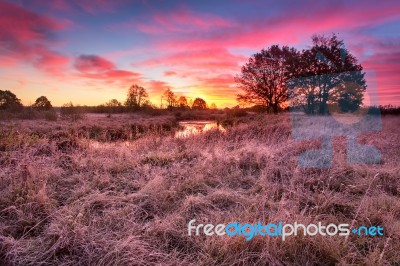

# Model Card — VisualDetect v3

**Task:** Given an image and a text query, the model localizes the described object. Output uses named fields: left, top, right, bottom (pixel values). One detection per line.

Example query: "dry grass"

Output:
left=0, top=113, right=399, bottom=265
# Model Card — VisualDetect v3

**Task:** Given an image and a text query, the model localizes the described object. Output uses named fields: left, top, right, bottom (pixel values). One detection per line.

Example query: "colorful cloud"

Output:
left=0, top=1, right=69, bottom=73
left=0, top=0, right=399, bottom=107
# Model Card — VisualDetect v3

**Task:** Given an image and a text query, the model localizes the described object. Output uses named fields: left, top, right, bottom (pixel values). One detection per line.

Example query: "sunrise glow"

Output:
left=1, top=0, right=399, bottom=107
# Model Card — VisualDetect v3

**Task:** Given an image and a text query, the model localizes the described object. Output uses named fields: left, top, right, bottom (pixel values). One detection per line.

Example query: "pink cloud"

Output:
left=138, top=49, right=246, bottom=73
left=136, top=49, right=243, bottom=99
left=75, top=55, right=115, bottom=72
left=0, top=1, right=69, bottom=73
left=30, top=0, right=130, bottom=14
left=77, top=0, right=132, bottom=14
left=152, top=7, right=234, bottom=33
left=74, top=54, right=141, bottom=84
left=164, top=71, right=177, bottom=77
left=116, top=7, right=235, bottom=34
left=34, top=49, right=70, bottom=75
left=364, top=50, right=400, bottom=106
left=126, top=3, right=399, bottom=107
left=197, top=74, right=235, bottom=88
left=145, top=80, right=170, bottom=93
left=154, top=2, right=400, bottom=51
left=73, top=55, right=172, bottom=98
left=2, top=1, right=399, bottom=107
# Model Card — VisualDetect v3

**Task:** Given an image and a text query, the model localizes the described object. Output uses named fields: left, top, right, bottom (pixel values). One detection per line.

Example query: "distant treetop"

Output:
left=33, top=96, right=53, bottom=110
left=0, top=90, right=23, bottom=111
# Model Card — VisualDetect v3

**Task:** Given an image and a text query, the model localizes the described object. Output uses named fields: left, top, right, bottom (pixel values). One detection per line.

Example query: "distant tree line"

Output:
left=2, top=33, right=399, bottom=120
left=0, top=90, right=53, bottom=111
left=0, top=85, right=217, bottom=116
left=0, top=90, right=23, bottom=111
left=161, top=88, right=214, bottom=110
left=0, top=90, right=57, bottom=120
left=369, top=105, right=400, bottom=116
left=93, top=85, right=216, bottom=114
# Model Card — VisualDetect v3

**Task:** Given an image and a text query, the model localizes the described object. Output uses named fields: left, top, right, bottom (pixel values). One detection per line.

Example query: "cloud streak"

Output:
left=0, top=1, right=69, bottom=74
left=74, top=55, right=141, bottom=83
left=0, top=0, right=399, bottom=106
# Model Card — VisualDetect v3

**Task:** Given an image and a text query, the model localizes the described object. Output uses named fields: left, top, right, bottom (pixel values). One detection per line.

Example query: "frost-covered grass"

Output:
left=0, top=114, right=399, bottom=265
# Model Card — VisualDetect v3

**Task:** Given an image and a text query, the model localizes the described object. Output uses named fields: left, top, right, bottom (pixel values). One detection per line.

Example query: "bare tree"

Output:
left=125, top=84, right=148, bottom=110
left=163, top=88, right=176, bottom=108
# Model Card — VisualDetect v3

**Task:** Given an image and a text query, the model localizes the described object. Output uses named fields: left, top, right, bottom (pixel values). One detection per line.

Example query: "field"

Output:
left=0, top=113, right=399, bottom=265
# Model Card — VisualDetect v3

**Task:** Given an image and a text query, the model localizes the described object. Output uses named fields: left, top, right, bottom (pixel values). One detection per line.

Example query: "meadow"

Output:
left=0, top=112, right=399, bottom=265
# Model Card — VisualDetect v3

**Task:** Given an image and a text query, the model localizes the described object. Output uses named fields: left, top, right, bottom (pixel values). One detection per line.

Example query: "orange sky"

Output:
left=1, top=0, right=399, bottom=107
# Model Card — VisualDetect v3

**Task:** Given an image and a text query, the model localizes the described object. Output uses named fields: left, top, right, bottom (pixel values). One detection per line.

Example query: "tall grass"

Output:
left=0, top=114, right=399, bottom=265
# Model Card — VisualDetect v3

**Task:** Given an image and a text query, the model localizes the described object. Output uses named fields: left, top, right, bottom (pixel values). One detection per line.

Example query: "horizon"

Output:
left=1, top=0, right=400, bottom=108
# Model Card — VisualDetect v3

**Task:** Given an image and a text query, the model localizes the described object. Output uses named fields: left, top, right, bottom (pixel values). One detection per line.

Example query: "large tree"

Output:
left=294, top=34, right=366, bottom=114
left=235, top=45, right=300, bottom=113
left=32, top=96, right=53, bottom=110
left=0, top=90, right=23, bottom=111
left=125, top=84, right=148, bottom=110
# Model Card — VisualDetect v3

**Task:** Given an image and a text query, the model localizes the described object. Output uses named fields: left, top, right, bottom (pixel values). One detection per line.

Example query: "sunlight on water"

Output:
left=86, top=140, right=132, bottom=149
left=175, top=121, right=226, bottom=138
left=86, top=121, right=225, bottom=148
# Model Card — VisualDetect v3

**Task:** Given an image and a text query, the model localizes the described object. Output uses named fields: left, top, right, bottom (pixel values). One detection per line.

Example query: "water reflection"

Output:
left=86, top=140, right=131, bottom=149
left=175, top=121, right=225, bottom=138
left=86, top=121, right=225, bottom=148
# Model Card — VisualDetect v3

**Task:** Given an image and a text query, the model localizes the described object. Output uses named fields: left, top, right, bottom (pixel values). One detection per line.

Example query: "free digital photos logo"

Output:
left=188, top=220, right=384, bottom=241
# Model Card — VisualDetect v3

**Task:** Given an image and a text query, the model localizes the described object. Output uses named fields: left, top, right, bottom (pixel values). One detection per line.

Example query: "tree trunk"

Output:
left=273, top=104, right=279, bottom=114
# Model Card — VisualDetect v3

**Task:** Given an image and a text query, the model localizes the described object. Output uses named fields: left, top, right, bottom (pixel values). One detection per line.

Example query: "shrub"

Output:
left=44, top=110, right=58, bottom=121
left=60, top=102, right=85, bottom=121
left=16, top=108, right=40, bottom=120
left=228, top=108, right=247, bottom=117
left=0, top=111, right=14, bottom=120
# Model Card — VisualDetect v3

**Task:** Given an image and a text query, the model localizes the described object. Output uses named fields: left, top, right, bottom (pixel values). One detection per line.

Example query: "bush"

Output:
left=226, top=107, right=247, bottom=118
left=0, top=109, right=58, bottom=121
left=44, top=111, right=58, bottom=121
left=248, top=104, right=269, bottom=113
left=0, top=111, right=14, bottom=120
left=60, top=103, right=85, bottom=121
left=140, top=108, right=165, bottom=116
left=379, top=105, right=400, bottom=115
left=16, top=108, right=40, bottom=120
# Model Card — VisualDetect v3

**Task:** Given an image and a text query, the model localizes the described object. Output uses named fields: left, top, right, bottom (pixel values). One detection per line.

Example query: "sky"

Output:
left=0, top=0, right=399, bottom=107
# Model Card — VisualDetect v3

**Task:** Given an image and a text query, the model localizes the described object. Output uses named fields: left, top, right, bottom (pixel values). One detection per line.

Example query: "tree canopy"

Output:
left=0, top=90, right=23, bottom=111
left=106, top=99, right=122, bottom=107
left=125, top=84, right=148, bottom=110
left=292, top=34, right=366, bottom=114
left=210, top=103, right=217, bottom=109
left=33, top=96, right=53, bottom=110
left=163, top=88, right=176, bottom=108
left=236, top=45, right=299, bottom=113
left=236, top=34, right=366, bottom=114
left=177, top=96, right=188, bottom=108
left=192, top=98, right=207, bottom=109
